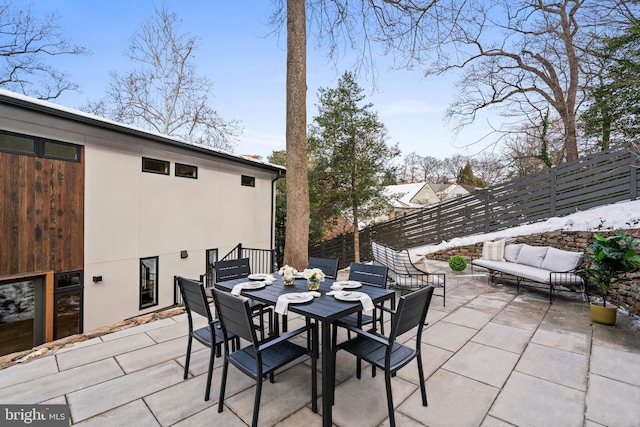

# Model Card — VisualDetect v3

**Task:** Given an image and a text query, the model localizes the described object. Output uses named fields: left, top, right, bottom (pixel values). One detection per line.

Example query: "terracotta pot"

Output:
left=590, top=303, right=617, bottom=325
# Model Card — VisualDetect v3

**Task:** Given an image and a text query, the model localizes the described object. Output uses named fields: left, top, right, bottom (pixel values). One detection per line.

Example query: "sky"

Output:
left=27, top=0, right=498, bottom=162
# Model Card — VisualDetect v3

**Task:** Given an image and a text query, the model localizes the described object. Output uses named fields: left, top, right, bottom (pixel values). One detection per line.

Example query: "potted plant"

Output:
left=448, top=255, right=468, bottom=272
left=581, top=230, right=640, bottom=325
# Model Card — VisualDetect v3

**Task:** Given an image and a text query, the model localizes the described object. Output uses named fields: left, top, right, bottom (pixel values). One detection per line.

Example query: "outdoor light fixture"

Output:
left=180, top=250, right=188, bottom=259
left=93, top=276, right=103, bottom=283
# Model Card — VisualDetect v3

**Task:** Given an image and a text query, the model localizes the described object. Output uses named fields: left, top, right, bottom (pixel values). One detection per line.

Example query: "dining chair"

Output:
left=214, top=258, right=273, bottom=339
left=332, top=285, right=435, bottom=427
left=212, top=288, right=318, bottom=427
left=335, top=262, right=389, bottom=334
left=308, top=256, right=340, bottom=279
left=175, top=276, right=240, bottom=401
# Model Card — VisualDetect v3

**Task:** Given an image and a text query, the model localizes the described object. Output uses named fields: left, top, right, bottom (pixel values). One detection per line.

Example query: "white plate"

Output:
left=285, top=293, right=314, bottom=303
left=248, top=274, right=272, bottom=281
left=334, top=291, right=364, bottom=301
left=332, top=280, right=362, bottom=289
left=240, top=281, right=266, bottom=290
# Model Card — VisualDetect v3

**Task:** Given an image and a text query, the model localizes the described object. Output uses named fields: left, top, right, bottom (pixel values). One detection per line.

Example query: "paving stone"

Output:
left=0, top=359, right=123, bottom=404
left=586, top=374, right=640, bottom=426
left=422, top=321, right=478, bottom=352
left=480, top=415, right=516, bottom=426
left=116, top=336, right=189, bottom=373
left=171, top=404, right=247, bottom=427
left=491, top=306, right=546, bottom=331
left=0, top=354, right=59, bottom=386
left=472, top=322, right=533, bottom=354
left=66, top=360, right=184, bottom=422
left=489, top=371, right=585, bottom=427
left=72, top=400, right=159, bottom=427
left=590, top=344, right=640, bottom=386
left=56, top=333, right=156, bottom=371
left=530, top=327, right=591, bottom=355
left=443, top=306, right=494, bottom=329
left=396, top=342, right=453, bottom=384
left=100, top=318, right=178, bottom=341
left=516, top=342, right=589, bottom=391
left=443, top=341, right=519, bottom=388
left=398, top=369, right=498, bottom=427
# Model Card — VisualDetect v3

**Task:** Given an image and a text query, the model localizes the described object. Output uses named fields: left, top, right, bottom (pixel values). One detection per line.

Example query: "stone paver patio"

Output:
left=1, top=274, right=639, bottom=426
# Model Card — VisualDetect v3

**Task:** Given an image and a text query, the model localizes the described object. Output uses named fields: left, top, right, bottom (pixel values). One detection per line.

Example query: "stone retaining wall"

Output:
left=427, top=229, right=640, bottom=315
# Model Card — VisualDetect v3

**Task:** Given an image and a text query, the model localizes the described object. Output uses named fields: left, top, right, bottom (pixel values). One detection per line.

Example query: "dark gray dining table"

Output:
left=212, top=275, right=395, bottom=427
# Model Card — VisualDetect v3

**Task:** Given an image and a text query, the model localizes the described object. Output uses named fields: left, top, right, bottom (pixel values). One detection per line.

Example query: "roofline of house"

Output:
left=0, top=89, right=286, bottom=175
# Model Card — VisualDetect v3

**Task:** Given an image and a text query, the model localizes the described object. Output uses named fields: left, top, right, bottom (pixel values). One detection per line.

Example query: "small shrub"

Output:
left=448, top=255, right=467, bottom=271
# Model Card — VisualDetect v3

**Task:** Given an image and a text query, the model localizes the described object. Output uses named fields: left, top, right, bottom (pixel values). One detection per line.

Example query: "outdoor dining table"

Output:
left=212, top=275, right=395, bottom=427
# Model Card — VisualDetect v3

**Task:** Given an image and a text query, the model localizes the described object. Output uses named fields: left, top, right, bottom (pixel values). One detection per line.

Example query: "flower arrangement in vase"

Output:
left=303, top=268, right=325, bottom=291
left=279, top=265, right=298, bottom=286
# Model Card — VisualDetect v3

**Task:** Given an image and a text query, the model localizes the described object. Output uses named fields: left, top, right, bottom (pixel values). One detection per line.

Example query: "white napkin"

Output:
left=275, top=292, right=321, bottom=315
left=231, top=282, right=264, bottom=296
left=326, top=291, right=375, bottom=312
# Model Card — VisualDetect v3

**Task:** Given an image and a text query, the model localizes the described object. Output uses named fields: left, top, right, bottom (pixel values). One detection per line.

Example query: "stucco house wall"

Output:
left=0, top=89, right=283, bottom=331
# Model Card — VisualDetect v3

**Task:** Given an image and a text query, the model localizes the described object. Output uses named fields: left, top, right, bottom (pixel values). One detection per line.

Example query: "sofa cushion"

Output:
left=482, top=240, right=505, bottom=261
left=504, top=244, right=524, bottom=263
left=540, top=247, right=583, bottom=272
left=516, top=245, right=548, bottom=268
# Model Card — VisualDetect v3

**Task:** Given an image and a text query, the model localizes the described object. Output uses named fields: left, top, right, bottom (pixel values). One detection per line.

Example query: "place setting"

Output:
left=275, top=291, right=321, bottom=315
left=326, top=287, right=375, bottom=312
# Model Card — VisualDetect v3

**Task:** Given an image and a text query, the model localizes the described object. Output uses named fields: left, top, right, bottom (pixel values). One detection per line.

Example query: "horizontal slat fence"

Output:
left=310, top=143, right=639, bottom=269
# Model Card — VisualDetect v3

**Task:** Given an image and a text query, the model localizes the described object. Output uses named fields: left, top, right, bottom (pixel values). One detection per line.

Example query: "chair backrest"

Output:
left=348, top=262, right=388, bottom=288
left=308, top=257, right=339, bottom=279
left=390, top=286, right=434, bottom=339
left=211, top=288, right=257, bottom=344
left=176, top=276, right=213, bottom=323
left=215, top=258, right=251, bottom=282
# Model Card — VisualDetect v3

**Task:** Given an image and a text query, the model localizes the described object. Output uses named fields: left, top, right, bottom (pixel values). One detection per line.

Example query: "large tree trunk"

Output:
left=283, top=0, right=309, bottom=270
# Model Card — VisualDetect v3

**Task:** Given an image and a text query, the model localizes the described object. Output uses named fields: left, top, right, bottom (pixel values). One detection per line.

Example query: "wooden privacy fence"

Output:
left=309, top=143, right=640, bottom=268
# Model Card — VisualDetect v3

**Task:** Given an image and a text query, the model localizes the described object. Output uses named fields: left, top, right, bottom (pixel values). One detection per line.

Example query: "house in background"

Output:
left=382, top=182, right=477, bottom=221
left=0, top=89, right=284, bottom=356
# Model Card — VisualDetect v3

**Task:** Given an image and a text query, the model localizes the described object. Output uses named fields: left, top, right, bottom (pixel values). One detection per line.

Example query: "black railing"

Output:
left=310, top=143, right=640, bottom=267
left=200, top=243, right=276, bottom=288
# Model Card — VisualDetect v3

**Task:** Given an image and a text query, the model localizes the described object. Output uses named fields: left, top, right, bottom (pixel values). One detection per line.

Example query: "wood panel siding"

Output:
left=0, top=150, right=84, bottom=276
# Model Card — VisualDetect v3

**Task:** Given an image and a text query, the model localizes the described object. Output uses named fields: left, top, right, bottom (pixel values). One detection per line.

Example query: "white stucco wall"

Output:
left=1, top=98, right=280, bottom=330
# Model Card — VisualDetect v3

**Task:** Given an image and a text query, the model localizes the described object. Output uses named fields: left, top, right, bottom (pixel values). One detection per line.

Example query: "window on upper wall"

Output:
left=241, top=175, right=255, bottom=187
left=175, top=163, right=198, bottom=179
left=142, top=157, right=169, bottom=175
left=140, top=256, right=159, bottom=309
left=0, top=130, right=81, bottom=162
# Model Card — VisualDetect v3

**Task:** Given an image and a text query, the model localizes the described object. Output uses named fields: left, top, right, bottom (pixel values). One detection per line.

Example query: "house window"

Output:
left=175, top=163, right=198, bottom=179
left=54, top=271, right=84, bottom=340
left=140, top=257, right=159, bottom=309
left=0, top=130, right=81, bottom=162
left=142, top=157, right=169, bottom=175
left=241, top=175, right=255, bottom=187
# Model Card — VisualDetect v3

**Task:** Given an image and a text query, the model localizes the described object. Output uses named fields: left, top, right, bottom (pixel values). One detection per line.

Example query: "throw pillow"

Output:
left=516, top=244, right=549, bottom=268
left=504, top=244, right=524, bottom=263
left=482, top=240, right=505, bottom=261
left=540, top=247, right=583, bottom=272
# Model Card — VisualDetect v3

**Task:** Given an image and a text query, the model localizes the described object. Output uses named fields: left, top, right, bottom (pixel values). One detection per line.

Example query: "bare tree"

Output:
left=442, top=154, right=471, bottom=181
left=427, top=1, right=637, bottom=162
left=417, top=155, right=445, bottom=182
left=0, top=0, right=88, bottom=100
left=473, top=152, right=508, bottom=187
left=84, top=5, right=240, bottom=150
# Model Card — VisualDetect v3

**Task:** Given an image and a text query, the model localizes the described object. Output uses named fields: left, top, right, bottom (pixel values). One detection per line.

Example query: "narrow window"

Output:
left=44, top=140, right=81, bottom=161
left=0, top=131, right=36, bottom=155
left=140, top=257, right=159, bottom=309
left=175, top=163, right=198, bottom=179
left=142, top=157, right=170, bottom=175
left=241, top=175, right=255, bottom=187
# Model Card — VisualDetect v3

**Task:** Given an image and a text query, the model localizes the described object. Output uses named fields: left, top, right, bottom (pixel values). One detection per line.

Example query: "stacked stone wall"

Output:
left=427, top=229, right=640, bottom=315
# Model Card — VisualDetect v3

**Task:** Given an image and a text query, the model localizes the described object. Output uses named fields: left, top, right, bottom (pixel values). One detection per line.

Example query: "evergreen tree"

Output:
left=308, top=71, right=399, bottom=260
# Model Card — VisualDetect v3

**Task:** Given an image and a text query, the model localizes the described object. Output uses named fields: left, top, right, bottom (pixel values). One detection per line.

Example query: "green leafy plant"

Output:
left=580, top=230, right=640, bottom=307
left=448, top=255, right=467, bottom=271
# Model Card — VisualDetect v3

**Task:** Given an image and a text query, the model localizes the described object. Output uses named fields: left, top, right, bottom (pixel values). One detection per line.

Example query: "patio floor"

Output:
left=1, top=274, right=639, bottom=427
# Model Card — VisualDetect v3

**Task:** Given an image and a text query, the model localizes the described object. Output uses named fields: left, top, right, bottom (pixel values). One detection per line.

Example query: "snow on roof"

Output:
left=385, top=182, right=429, bottom=208
left=0, top=88, right=285, bottom=173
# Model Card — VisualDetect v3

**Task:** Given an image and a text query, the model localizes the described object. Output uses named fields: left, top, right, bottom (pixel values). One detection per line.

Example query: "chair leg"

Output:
left=311, top=323, right=318, bottom=413
left=282, top=314, right=288, bottom=332
left=417, top=353, right=428, bottom=406
left=385, top=368, right=395, bottom=427
left=184, top=335, right=193, bottom=379
left=218, top=357, right=229, bottom=413
left=252, top=376, right=263, bottom=427
left=204, top=347, right=215, bottom=401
